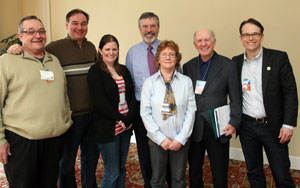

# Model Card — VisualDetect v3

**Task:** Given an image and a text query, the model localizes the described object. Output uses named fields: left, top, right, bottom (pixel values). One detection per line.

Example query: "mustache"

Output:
left=144, top=31, right=155, bottom=36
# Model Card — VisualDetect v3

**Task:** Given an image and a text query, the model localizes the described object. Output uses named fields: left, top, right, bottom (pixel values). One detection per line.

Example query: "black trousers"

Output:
left=4, top=130, right=63, bottom=188
left=239, top=118, right=294, bottom=188
left=134, top=105, right=152, bottom=188
left=188, top=122, right=229, bottom=188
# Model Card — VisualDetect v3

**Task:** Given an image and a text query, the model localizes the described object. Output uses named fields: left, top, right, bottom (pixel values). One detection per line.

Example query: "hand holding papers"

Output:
left=209, top=105, right=231, bottom=139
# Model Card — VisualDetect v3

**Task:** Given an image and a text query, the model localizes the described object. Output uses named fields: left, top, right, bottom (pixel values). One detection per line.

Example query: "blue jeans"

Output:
left=239, top=118, right=294, bottom=188
left=59, top=113, right=99, bottom=188
left=97, top=130, right=132, bottom=188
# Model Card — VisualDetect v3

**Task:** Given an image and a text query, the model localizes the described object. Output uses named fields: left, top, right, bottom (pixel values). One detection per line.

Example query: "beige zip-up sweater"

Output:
left=0, top=51, right=72, bottom=145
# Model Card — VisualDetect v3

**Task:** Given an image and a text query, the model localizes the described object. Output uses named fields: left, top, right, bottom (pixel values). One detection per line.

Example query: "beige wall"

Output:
left=22, top=0, right=44, bottom=19
left=0, top=0, right=23, bottom=49
left=2, top=0, right=300, bottom=157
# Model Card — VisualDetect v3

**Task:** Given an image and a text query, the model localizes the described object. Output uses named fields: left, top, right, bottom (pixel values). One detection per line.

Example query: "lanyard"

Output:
left=198, top=56, right=212, bottom=81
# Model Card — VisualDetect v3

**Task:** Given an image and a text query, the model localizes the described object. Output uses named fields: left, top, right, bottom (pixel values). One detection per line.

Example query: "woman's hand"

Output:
left=160, top=138, right=172, bottom=150
left=168, top=139, right=182, bottom=151
left=118, top=121, right=126, bottom=129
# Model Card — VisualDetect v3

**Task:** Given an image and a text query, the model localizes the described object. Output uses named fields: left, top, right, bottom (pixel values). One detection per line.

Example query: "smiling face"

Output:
left=66, top=13, right=88, bottom=45
left=18, top=19, right=46, bottom=57
left=139, top=17, right=160, bottom=45
left=158, top=47, right=177, bottom=72
left=193, top=29, right=216, bottom=62
left=240, top=23, right=264, bottom=55
left=99, top=41, right=119, bottom=65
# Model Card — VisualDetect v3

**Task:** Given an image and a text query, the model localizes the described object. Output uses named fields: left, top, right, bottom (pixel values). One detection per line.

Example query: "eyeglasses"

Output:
left=159, top=53, right=176, bottom=58
left=22, top=29, right=46, bottom=36
left=241, top=32, right=262, bottom=39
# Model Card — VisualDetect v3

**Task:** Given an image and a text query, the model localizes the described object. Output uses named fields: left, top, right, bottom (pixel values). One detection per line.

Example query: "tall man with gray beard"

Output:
left=126, top=12, right=161, bottom=188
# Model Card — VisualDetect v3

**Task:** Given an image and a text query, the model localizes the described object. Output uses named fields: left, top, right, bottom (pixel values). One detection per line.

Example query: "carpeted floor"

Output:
left=76, top=143, right=300, bottom=188
left=0, top=143, right=300, bottom=187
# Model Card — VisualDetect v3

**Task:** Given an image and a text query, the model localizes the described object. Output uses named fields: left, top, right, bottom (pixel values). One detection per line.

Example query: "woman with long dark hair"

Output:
left=87, top=34, right=136, bottom=188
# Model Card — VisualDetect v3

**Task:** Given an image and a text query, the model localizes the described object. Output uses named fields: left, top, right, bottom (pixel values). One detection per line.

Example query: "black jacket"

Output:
left=87, top=64, right=136, bottom=143
left=232, top=47, right=298, bottom=138
left=183, top=52, right=242, bottom=143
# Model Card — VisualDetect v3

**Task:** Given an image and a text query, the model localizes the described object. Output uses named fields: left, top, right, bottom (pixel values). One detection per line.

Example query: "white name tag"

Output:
left=161, top=99, right=171, bottom=115
left=120, top=93, right=126, bottom=104
left=40, top=70, right=54, bottom=81
left=195, top=80, right=206, bottom=94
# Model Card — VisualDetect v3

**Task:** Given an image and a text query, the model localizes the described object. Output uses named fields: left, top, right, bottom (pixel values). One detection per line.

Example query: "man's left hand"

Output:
left=223, top=124, right=236, bottom=136
left=278, top=127, right=293, bottom=144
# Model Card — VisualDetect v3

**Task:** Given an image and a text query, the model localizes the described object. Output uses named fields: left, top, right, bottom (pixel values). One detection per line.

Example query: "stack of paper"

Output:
left=209, top=105, right=230, bottom=139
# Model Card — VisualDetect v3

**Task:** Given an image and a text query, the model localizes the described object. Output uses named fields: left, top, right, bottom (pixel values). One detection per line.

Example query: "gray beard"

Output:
left=143, top=35, right=157, bottom=44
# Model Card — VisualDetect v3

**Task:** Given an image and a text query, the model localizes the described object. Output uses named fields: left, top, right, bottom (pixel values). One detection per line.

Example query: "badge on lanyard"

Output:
left=40, top=70, right=54, bottom=83
left=119, top=93, right=126, bottom=104
left=195, top=80, right=206, bottom=94
left=161, top=99, right=171, bottom=115
left=242, top=78, right=251, bottom=91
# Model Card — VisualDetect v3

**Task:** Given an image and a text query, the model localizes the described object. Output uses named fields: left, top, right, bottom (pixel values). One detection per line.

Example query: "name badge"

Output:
left=242, top=79, right=251, bottom=91
left=161, top=99, right=171, bottom=115
left=40, top=70, right=54, bottom=83
left=195, top=80, right=206, bottom=94
left=119, top=93, right=126, bottom=104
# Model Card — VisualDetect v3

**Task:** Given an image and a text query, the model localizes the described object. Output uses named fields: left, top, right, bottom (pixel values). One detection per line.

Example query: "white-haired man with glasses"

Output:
left=0, top=15, right=72, bottom=188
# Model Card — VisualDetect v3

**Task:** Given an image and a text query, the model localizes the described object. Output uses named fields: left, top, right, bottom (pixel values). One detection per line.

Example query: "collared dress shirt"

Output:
left=140, top=70, right=197, bottom=145
left=126, top=40, right=161, bottom=101
left=242, top=47, right=293, bottom=129
left=242, top=47, right=266, bottom=118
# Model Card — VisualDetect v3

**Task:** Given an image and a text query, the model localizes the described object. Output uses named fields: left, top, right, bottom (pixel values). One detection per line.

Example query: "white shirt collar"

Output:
left=243, top=47, right=263, bottom=62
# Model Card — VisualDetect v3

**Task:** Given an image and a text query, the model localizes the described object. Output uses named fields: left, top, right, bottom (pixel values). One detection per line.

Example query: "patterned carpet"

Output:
left=0, top=143, right=300, bottom=187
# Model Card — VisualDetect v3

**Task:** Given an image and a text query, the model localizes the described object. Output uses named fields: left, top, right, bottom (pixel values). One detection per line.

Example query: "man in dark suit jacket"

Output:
left=232, top=18, right=298, bottom=187
left=183, top=28, right=242, bottom=188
